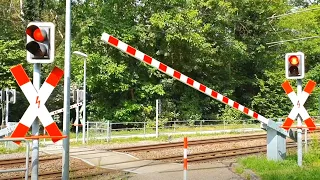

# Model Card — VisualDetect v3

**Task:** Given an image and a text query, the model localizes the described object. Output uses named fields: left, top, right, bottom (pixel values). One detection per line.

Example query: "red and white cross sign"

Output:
left=10, top=64, right=63, bottom=144
left=282, top=80, right=316, bottom=131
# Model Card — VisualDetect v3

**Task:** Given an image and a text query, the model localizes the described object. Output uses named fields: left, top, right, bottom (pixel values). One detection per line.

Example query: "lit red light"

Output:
left=33, top=29, right=45, bottom=42
left=288, top=55, right=299, bottom=65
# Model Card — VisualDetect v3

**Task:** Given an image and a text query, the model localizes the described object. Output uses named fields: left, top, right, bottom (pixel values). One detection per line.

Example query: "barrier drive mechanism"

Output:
left=10, top=64, right=64, bottom=144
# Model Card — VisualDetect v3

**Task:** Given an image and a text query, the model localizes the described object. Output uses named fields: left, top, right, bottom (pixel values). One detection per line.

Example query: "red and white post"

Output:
left=184, top=137, right=188, bottom=180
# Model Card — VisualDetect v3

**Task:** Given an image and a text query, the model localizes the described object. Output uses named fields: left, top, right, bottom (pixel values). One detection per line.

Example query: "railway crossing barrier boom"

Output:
left=101, top=32, right=291, bottom=161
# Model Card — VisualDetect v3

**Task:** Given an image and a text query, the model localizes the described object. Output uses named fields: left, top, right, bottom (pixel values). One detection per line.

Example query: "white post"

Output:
left=32, top=63, right=40, bottom=180
left=87, top=121, right=89, bottom=142
left=5, top=88, right=9, bottom=126
left=75, top=89, right=79, bottom=142
left=183, top=137, right=188, bottom=180
left=156, top=99, right=159, bottom=138
left=144, top=121, right=146, bottom=136
left=297, top=79, right=303, bottom=167
left=106, top=120, right=110, bottom=142
left=305, top=129, right=308, bottom=152
left=83, top=57, right=87, bottom=144
left=96, top=122, right=98, bottom=138
left=43, top=128, right=46, bottom=144
left=109, top=121, right=112, bottom=140
left=72, top=51, right=87, bottom=145
left=62, top=0, right=71, bottom=178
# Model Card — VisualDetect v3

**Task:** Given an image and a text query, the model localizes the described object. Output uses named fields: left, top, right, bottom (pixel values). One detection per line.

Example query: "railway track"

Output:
left=152, top=142, right=298, bottom=163
left=109, top=133, right=267, bottom=152
left=0, top=156, right=61, bottom=166
left=0, top=155, right=114, bottom=179
left=0, top=166, right=113, bottom=180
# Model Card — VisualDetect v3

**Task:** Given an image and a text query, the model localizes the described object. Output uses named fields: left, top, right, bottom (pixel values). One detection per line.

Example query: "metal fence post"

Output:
left=144, top=121, right=146, bottom=136
left=95, top=122, right=98, bottom=138
left=109, top=122, right=112, bottom=141
left=106, top=120, right=110, bottom=142
left=86, top=121, right=89, bottom=142
left=156, top=99, right=159, bottom=138
left=305, top=129, right=308, bottom=152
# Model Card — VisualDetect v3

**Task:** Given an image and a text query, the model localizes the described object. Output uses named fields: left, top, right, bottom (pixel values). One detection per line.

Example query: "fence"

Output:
left=84, top=119, right=265, bottom=142
left=0, top=138, right=30, bottom=180
left=82, top=117, right=320, bottom=142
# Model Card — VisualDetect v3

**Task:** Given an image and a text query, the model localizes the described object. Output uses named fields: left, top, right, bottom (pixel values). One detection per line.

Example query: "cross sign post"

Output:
left=282, top=79, right=316, bottom=167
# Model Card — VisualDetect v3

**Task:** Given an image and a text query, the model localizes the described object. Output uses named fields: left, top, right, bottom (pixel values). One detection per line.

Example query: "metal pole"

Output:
left=83, top=58, right=86, bottom=144
left=183, top=137, right=188, bottom=180
left=62, top=0, right=71, bottom=178
left=25, top=140, right=30, bottom=180
left=32, top=63, right=41, bottom=180
left=319, top=95, right=320, bottom=117
left=5, top=88, right=9, bottom=126
left=297, top=79, right=303, bottom=167
left=109, top=122, right=112, bottom=141
left=106, top=120, right=110, bottom=142
left=87, top=121, right=89, bottom=141
left=144, top=121, right=146, bottom=136
left=75, top=89, right=79, bottom=142
left=1, top=103, right=4, bottom=128
left=304, top=129, right=308, bottom=152
left=156, top=99, right=159, bottom=138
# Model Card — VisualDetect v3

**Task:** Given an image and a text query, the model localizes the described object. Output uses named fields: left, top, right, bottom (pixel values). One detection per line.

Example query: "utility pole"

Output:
left=62, top=0, right=71, bottom=179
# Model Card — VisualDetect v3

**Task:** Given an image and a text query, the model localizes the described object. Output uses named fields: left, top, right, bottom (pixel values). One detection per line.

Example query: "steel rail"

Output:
left=0, top=166, right=113, bottom=180
left=153, top=142, right=297, bottom=163
left=0, top=156, right=61, bottom=166
left=109, top=134, right=267, bottom=152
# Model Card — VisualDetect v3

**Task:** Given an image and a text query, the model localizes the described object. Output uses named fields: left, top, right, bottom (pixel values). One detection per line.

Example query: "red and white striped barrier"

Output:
left=10, top=64, right=63, bottom=144
left=50, top=102, right=83, bottom=115
left=282, top=80, right=316, bottom=131
left=183, top=137, right=188, bottom=180
left=101, top=33, right=279, bottom=129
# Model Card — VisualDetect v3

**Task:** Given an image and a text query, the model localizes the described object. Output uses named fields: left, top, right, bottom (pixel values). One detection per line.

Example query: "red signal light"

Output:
left=285, top=52, right=305, bottom=79
left=26, top=26, right=47, bottom=42
left=288, top=55, right=299, bottom=65
left=26, top=22, right=55, bottom=63
left=33, top=29, right=46, bottom=42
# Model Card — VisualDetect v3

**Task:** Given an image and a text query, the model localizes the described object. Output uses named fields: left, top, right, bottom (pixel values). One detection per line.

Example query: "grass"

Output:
left=236, top=135, right=320, bottom=180
left=0, top=143, right=26, bottom=154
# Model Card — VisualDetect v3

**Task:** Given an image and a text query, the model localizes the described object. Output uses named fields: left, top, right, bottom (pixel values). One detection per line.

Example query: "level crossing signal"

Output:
left=0, top=89, right=16, bottom=103
left=0, top=90, right=4, bottom=102
left=285, top=52, right=305, bottom=79
left=26, top=22, right=55, bottom=63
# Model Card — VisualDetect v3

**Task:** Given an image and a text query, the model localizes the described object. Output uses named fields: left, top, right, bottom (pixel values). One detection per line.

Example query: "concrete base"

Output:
left=266, top=122, right=286, bottom=161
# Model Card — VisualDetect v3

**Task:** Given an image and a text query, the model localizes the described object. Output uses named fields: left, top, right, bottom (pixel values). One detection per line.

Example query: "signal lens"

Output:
left=289, top=55, right=299, bottom=65
left=33, top=29, right=46, bottom=42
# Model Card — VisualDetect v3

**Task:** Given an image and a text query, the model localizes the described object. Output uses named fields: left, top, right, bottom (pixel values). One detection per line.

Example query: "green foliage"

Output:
left=0, top=145, right=26, bottom=154
left=2, top=1, right=320, bottom=125
left=0, top=40, right=25, bottom=88
left=218, top=105, right=243, bottom=123
left=252, top=70, right=291, bottom=118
